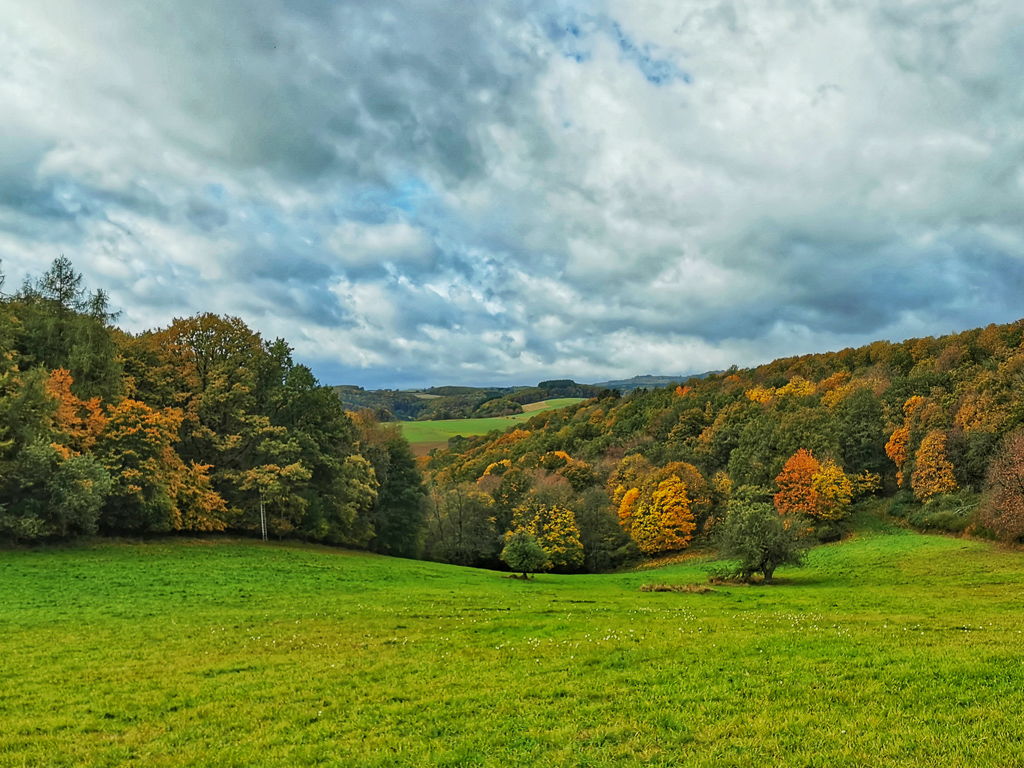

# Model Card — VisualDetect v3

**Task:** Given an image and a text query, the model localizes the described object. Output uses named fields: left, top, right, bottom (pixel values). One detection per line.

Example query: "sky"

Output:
left=2, top=0, right=1024, bottom=389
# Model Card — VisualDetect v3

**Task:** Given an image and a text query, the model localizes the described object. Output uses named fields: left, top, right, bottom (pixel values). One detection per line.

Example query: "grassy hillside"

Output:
left=401, top=398, right=585, bottom=455
left=2, top=529, right=1023, bottom=767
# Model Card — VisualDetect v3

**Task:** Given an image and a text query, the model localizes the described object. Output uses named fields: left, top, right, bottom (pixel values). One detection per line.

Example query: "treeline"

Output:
left=0, top=258, right=425, bottom=553
left=334, top=379, right=604, bottom=422
left=422, top=320, right=1024, bottom=572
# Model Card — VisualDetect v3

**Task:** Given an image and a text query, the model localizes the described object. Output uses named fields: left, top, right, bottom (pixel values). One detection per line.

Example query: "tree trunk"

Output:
left=763, top=566, right=775, bottom=584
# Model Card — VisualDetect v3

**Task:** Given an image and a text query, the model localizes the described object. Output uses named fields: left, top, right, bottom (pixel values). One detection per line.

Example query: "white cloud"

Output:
left=2, top=0, right=1024, bottom=388
left=329, top=220, right=434, bottom=267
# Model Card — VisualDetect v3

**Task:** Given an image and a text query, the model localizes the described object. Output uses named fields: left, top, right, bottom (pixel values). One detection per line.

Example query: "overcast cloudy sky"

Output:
left=2, top=1, right=1023, bottom=387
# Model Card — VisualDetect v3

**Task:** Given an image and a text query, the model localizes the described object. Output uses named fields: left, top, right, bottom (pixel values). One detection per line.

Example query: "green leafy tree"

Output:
left=500, top=529, right=549, bottom=578
left=715, top=501, right=804, bottom=583
left=424, top=484, right=497, bottom=566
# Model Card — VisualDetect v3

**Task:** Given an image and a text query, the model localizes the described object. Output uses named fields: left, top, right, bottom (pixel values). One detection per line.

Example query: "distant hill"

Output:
left=333, top=379, right=603, bottom=421
left=591, top=371, right=722, bottom=393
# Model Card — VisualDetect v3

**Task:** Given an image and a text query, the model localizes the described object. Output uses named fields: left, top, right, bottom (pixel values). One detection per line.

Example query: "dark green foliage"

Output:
left=834, top=388, right=887, bottom=474
left=13, top=258, right=122, bottom=401
left=500, top=529, right=549, bottom=577
left=715, top=501, right=804, bottom=583
left=0, top=259, right=425, bottom=550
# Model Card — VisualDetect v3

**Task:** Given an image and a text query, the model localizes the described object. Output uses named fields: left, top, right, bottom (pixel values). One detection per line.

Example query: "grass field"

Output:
left=400, top=398, right=585, bottom=455
left=2, top=523, right=1024, bottom=767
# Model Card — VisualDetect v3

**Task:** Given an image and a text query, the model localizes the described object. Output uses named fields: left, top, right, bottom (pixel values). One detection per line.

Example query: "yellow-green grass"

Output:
left=400, top=398, right=585, bottom=453
left=2, top=528, right=1024, bottom=767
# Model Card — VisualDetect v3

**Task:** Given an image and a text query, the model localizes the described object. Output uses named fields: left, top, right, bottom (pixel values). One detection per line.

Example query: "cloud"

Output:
left=329, top=220, right=434, bottom=268
left=2, top=0, right=1024, bottom=387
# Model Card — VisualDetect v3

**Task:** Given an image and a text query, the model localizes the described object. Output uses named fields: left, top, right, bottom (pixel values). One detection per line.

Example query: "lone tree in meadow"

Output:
left=500, top=529, right=549, bottom=578
left=716, top=501, right=804, bottom=583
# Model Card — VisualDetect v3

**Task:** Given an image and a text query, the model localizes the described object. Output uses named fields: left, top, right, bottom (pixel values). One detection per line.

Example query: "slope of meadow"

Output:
left=401, top=398, right=585, bottom=455
left=2, top=528, right=1023, bottom=767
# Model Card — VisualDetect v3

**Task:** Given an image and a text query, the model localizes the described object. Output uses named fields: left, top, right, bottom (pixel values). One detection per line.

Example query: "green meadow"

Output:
left=400, top=398, right=585, bottom=453
left=2, top=522, right=1024, bottom=767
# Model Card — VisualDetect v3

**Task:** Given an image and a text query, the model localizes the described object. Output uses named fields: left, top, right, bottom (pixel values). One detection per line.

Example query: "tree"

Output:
left=511, top=500, right=584, bottom=570
left=811, top=458, right=852, bottom=521
left=774, top=449, right=852, bottom=521
left=424, top=484, right=497, bottom=566
left=911, top=430, right=957, bottom=501
left=611, top=458, right=701, bottom=555
left=628, top=477, right=696, bottom=554
left=716, top=501, right=804, bottom=583
left=500, top=529, right=549, bottom=578
left=980, top=429, right=1024, bottom=542
left=774, top=449, right=820, bottom=517
left=351, top=410, right=426, bottom=557
left=96, top=399, right=185, bottom=532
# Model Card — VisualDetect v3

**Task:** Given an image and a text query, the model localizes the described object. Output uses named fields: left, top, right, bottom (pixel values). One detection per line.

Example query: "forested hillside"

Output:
left=0, top=258, right=424, bottom=553
left=334, top=379, right=603, bottom=422
left=422, top=320, right=1024, bottom=571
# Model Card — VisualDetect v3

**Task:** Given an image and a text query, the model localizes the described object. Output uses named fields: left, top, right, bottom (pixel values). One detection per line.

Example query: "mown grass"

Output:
left=2, top=526, right=1024, bottom=767
left=399, top=398, right=585, bottom=448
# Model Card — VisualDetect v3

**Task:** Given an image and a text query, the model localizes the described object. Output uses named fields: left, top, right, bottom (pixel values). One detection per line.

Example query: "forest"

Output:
left=5, top=256, right=1024, bottom=577
left=0, top=258, right=425, bottom=555
left=422, top=318, right=1024, bottom=572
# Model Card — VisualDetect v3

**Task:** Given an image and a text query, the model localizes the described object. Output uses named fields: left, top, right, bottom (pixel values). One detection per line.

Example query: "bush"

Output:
left=907, top=491, right=978, bottom=534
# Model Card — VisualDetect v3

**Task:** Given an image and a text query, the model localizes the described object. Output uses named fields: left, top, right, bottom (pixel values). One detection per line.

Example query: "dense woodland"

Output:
left=423, top=319, right=1024, bottom=572
left=0, top=258, right=425, bottom=554
left=5, top=257, right=1024, bottom=575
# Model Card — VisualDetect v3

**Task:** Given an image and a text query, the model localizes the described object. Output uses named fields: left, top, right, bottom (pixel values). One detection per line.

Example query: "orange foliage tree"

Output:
left=45, top=368, right=107, bottom=456
left=774, top=449, right=820, bottom=517
left=97, top=399, right=230, bottom=532
left=774, top=449, right=852, bottom=520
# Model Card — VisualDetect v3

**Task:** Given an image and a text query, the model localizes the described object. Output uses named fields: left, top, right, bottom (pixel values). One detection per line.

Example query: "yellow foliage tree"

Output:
left=512, top=502, right=583, bottom=569
left=911, top=430, right=957, bottom=501
left=629, top=477, right=696, bottom=554
left=811, top=459, right=853, bottom=520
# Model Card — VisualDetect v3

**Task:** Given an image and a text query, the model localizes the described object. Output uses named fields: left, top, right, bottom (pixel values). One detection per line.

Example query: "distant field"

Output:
left=2, top=521, right=1024, bottom=766
left=400, top=398, right=585, bottom=454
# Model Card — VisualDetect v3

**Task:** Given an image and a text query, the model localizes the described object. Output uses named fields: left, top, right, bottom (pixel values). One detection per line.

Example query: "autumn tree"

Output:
left=511, top=500, right=584, bottom=570
left=774, top=449, right=820, bottom=517
left=45, top=368, right=106, bottom=456
left=610, top=457, right=702, bottom=554
left=628, top=477, right=696, bottom=554
left=980, top=430, right=1024, bottom=542
left=96, top=399, right=185, bottom=532
left=774, top=449, right=852, bottom=521
left=911, top=430, right=957, bottom=502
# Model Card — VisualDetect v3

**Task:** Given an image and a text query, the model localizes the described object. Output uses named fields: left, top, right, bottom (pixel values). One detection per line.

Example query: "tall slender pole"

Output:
left=260, top=491, right=267, bottom=541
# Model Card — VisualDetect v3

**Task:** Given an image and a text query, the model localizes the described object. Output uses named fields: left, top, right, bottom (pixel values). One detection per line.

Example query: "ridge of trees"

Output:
left=7, top=257, right=1024, bottom=574
left=0, top=258, right=425, bottom=551
left=421, top=319, right=1024, bottom=572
